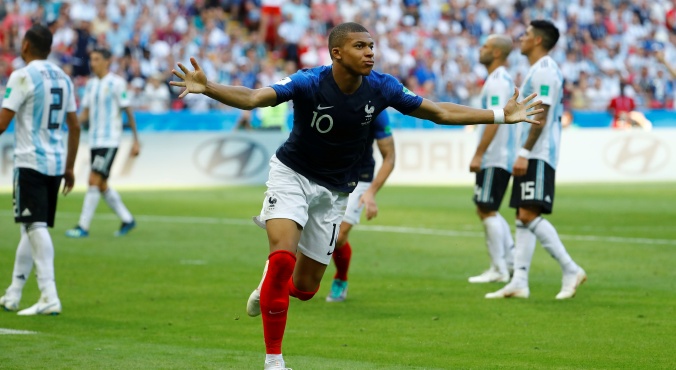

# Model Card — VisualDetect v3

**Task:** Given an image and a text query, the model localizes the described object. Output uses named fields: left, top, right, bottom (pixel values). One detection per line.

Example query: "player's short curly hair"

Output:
left=91, top=48, right=113, bottom=60
left=530, top=20, right=560, bottom=51
left=24, top=24, right=53, bottom=58
left=328, top=22, right=370, bottom=53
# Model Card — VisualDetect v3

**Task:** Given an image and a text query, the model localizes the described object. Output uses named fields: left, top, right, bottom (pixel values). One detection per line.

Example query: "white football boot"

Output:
left=485, top=282, right=530, bottom=299
left=556, top=267, right=587, bottom=300
left=468, top=267, right=510, bottom=283
left=0, top=295, right=20, bottom=312
left=264, top=358, right=291, bottom=370
left=17, top=297, right=61, bottom=316
left=247, top=289, right=261, bottom=317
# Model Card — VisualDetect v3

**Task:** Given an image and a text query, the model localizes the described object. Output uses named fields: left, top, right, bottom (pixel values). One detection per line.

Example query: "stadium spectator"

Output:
left=1, top=0, right=675, bottom=113
left=143, top=73, right=171, bottom=113
left=608, top=82, right=653, bottom=130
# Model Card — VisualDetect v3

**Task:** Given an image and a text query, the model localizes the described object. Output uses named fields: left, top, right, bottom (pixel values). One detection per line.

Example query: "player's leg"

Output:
left=470, top=168, right=511, bottom=283
left=17, top=171, right=62, bottom=316
left=93, top=148, right=135, bottom=236
left=486, top=169, right=535, bottom=299
left=326, top=181, right=368, bottom=301
left=66, top=170, right=104, bottom=238
left=0, top=225, right=32, bottom=311
left=520, top=162, right=585, bottom=299
left=260, top=218, right=301, bottom=368
left=326, top=221, right=352, bottom=302
left=247, top=155, right=310, bottom=369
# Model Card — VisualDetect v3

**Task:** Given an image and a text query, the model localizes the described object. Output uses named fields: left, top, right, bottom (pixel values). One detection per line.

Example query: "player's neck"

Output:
left=486, top=61, right=506, bottom=75
left=331, top=64, right=363, bottom=95
left=22, top=55, right=43, bottom=64
left=527, top=49, right=549, bottom=66
left=95, top=71, right=108, bottom=79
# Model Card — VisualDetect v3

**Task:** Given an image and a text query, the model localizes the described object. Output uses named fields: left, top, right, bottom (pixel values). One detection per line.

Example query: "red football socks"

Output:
left=288, top=278, right=318, bottom=301
left=332, top=241, right=352, bottom=281
left=260, top=250, right=296, bottom=354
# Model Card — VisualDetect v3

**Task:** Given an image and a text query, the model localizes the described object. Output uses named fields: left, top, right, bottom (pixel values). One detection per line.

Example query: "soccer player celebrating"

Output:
left=486, top=20, right=587, bottom=300
left=171, top=22, right=543, bottom=370
left=0, top=25, right=80, bottom=315
left=468, top=35, right=517, bottom=284
left=65, top=48, right=140, bottom=238
left=325, top=111, right=395, bottom=302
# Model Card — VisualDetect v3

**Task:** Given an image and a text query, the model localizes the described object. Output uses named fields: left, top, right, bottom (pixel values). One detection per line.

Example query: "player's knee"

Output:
left=476, top=207, right=495, bottom=220
left=288, top=278, right=318, bottom=301
left=516, top=208, right=540, bottom=225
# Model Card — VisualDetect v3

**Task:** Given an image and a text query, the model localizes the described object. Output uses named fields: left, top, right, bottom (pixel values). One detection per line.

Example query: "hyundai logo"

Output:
left=604, top=134, right=669, bottom=175
left=193, top=137, right=269, bottom=179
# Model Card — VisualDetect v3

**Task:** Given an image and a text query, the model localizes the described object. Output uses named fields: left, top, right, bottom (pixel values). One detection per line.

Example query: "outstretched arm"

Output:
left=171, top=57, right=277, bottom=110
left=123, top=106, right=141, bottom=156
left=408, top=88, right=543, bottom=126
left=360, top=136, right=396, bottom=220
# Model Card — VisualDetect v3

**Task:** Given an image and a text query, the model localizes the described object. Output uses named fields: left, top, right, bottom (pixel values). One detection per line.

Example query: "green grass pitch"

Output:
left=0, top=184, right=674, bottom=369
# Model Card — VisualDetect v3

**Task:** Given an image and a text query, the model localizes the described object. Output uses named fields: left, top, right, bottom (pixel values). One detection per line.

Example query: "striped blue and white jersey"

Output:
left=476, top=66, right=517, bottom=172
left=2, top=60, right=76, bottom=176
left=81, top=73, right=130, bottom=148
left=518, top=55, right=564, bottom=169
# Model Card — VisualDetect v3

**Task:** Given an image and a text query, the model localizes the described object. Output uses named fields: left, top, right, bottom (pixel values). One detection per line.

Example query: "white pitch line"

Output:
left=0, top=328, right=38, bottom=335
left=1, top=211, right=674, bottom=246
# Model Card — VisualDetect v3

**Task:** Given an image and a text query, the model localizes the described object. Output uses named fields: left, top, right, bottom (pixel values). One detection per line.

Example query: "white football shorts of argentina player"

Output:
left=342, top=181, right=371, bottom=225
left=253, top=155, right=348, bottom=265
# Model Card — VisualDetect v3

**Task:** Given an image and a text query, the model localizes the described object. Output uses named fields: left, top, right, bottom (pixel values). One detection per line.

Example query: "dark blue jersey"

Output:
left=358, top=111, right=392, bottom=182
left=270, top=66, right=421, bottom=193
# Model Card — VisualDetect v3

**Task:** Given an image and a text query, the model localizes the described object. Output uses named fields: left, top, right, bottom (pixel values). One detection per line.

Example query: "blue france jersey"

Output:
left=271, top=66, right=421, bottom=192
left=357, top=111, right=392, bottom=182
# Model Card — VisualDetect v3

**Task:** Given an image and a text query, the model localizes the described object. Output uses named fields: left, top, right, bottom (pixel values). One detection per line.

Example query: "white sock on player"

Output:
left=26, top=223, right=59, bottom=302
left=103, top=188, right=133, bottom=223
left=497, top=213, right=514, bottom=269
left=511, top=219, right=537, bottom=287
left=6, top=225, right=34, bottom=298
left=482, top=215, right=508, bottom=275
left=79, top=186, right=101, bottom=230
left=528, top=217, right=579, bottom=275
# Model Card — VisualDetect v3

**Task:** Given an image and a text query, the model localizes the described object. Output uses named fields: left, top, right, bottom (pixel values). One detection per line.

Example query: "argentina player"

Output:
left=171, top=22, right=543, bottom=370
left=486, top=20, right=587, bottom=300
left=0, top=25, right=80, bottom=316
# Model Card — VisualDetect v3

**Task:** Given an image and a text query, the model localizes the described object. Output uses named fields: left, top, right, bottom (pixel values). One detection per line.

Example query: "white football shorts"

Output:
left=342, top=181, right=371, bottom=225
left=253, top=155, right=348, bottom=265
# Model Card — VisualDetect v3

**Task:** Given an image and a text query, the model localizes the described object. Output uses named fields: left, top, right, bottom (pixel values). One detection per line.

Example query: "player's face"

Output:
left=519, top=26, right=536, bottom=56
left=479, top=38, right=495, bottom=66
left=337, top=32, right=375, bottom=76
left=89, top=52, right=109, bottom=76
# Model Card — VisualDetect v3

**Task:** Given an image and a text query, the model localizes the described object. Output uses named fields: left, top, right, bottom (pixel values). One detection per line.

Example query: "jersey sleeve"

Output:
left=115, top=77, right=131, bottom=108
left=373, top=111, right=392, bottom=140
left=380, top=74, right=423, bottom=114
left=269, top=69, right=315, bottom=106
left=486, top=74, right=514, bottom=110
left=530, top=67, right=558, bottom=106
left=65, top=77, right=77, bottom=113
left=1, top=70, right=29, bottom=112
left=81, top=80, right=92, bottom=109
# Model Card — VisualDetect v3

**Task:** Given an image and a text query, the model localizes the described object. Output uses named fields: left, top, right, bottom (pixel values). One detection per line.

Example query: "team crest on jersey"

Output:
left=3, top=88, right=10, bottom=98
left=267, top=195, right=278, bottom=211
left=402, top=86, right=417, bottom=97
left=362, top=103, right=375, bottom=125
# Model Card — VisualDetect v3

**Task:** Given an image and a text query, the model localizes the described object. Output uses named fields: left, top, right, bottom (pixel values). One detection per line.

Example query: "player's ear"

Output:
left=331, top=46, right=342, bottom=61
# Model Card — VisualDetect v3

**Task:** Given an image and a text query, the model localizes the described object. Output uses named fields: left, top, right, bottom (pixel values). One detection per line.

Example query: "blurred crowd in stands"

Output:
left=2, top=0, right=676, bottom=115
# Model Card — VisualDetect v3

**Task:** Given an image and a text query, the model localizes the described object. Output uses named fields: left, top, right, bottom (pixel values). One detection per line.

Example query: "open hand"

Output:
left=359, top=191, right=378, bottom=220
left=503, top=88, right=544, bottom=125
left=170, top=57, right=208, bottom=98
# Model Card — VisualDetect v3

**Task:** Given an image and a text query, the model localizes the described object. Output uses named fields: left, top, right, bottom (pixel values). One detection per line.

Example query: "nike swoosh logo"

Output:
left=317, top=105, right=333, bottom=110
left=327, top=250, right=334, bottom=255
left=269, top=310, right=286, bottom=315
